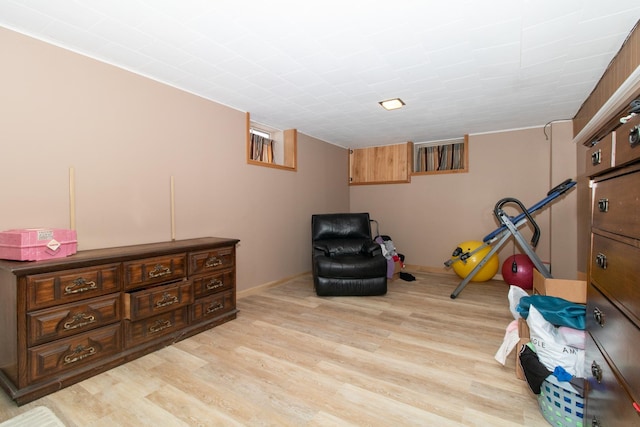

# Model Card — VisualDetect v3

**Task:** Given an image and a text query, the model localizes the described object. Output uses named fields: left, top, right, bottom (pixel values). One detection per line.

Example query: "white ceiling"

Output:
left=1, top=1, right=639, bottom=148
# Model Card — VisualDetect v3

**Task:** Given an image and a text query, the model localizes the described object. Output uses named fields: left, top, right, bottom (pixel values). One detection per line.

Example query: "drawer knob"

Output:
left=629, top=125, right=640, bottom=147
left=597, top=198, right=608, bottom=212
left=592, top=416, right=601, bottom=427
left=591, top=149, right=602, bottom=165
left=205, top=256, right=223, bottom=268
left=591, top=360, right=603, bottom=383
left=149, top=319, right=172, bottom=333
left=65, top=277, right=97, bottom=295
left=206, top=302, right=224, bottom=314
left=63, top=345, right=96, bottom=365
left=63, top=312, right=96, bottom=330
left=155, top=292, right=178, bottom=308
left=593, top=307, right=606, bottom=327
left=206, top=279, right=224, bottom=290
left=149, top=264, right=172, bottom=278
left=595, top=253, right=608, bottom=270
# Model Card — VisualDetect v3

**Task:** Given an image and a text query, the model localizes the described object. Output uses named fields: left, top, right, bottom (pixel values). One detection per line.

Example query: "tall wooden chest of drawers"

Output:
left=0, top=237, right=239, bottom=405
left=586, top=114, right=640, bottom=426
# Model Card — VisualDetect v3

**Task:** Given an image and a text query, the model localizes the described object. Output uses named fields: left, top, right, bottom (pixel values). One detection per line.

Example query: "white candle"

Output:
left=69, top=167, right=76, bottom=230
left=170, top=176, right=176, bottom=241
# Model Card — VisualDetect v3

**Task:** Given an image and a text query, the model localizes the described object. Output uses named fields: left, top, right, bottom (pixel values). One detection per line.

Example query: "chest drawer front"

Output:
left=614, top=114, right=640, bottom=167
left=192, top=290, right=235, bottom=322
left=27, top=263, right=121, bottom=310
left=192, top=270, right=234, bottom=298
left=592, top=172, right=640, bottom=239
left=585, top=333, right=640, bottom=426
left=587, top=283, right=640, bottom=391
left=124, top=253, right=186, bottom=290
left=586, top=132, right=615, bottom=177
left=591, top=233, right=640, bottom=321
left=189, top=246, right=234, bottom=276
left=28, top=323, right=122, bottom=382
left=124, top=280, right=192, bottom=321
left=124, top=306, right=189, bottom=347
left=27, top=294, right=121, bottom=346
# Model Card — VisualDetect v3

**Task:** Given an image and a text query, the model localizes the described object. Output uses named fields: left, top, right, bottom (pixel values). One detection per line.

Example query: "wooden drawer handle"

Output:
left=591, top=149, right=602, bottom=165
left=595, top=253, right=607, bottom=270
left=149, top=264, right=172, bottom=278
left=206, top=303, right=224, bottom=314
left=149, top=319, right=172, bottom=333
left=65, top=277, right=97, bottom=295
left=204, top=256, right=223, bottom=268
left=206, top=279, right=224, bottom=290
left=155, top=292, right=178, bottom=308
left=63, top=312, right=96, bottom=330
left=593, top=307, right=606, bottom=327
left=63, top=345, right=96, bottom=365
left=591, top=360, right=603, bottom=383
left=597, top=198, right=608, bottom=212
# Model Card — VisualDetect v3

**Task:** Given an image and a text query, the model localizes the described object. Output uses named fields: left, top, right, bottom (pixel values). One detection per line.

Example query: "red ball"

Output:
left=502, top=254, right=534, bottom=290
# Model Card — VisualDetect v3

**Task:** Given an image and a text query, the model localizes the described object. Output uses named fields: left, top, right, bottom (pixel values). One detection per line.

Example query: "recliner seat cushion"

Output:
left=314, top=253, right=387, bottom=278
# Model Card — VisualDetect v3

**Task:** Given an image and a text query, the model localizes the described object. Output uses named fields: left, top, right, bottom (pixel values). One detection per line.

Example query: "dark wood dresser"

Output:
left=0, top=237, right=239, bottom=405
left=586, top=113, right=640, bottom=425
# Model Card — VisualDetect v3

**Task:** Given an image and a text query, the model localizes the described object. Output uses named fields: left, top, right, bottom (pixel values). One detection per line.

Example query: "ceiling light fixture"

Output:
left=379, top=98, right=405, bottom=110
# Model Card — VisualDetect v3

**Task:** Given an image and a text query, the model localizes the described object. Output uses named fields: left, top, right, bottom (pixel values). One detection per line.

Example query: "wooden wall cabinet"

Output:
left=349, top=142, right=413, bottom=185
left=0, top=237, right=238, bottom=405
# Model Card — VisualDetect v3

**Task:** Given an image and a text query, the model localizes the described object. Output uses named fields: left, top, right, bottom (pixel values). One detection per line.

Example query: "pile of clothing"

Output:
left=495, top=286, right=586, bottom=397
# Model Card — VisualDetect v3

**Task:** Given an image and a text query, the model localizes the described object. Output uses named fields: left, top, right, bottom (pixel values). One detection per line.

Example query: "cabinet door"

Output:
left=349, top=142, right=412, bottom=184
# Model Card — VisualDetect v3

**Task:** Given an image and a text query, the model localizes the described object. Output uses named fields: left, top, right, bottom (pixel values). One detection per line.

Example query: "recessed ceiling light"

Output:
left=379, top=98, right=405, bottom=110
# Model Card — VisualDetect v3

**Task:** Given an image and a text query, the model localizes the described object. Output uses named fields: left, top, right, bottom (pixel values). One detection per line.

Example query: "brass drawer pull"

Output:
left=63, top=345, right=96, bottom=365
left=206, top=303, right=224, bottom=314
left=155, top=292, right=178, bottom=308
left=65, top=277, right=97, bottom=295
left=63, top=313, right=96, bottom=330
left=149, top=319, right=172, bottom=333
left=629, top=125, right=640, bottom=147
left=591, top=149, right=602, bottom=165
left=591, top=360, right=603, bottom=383
left=595, top=253, right=607, bottom=270
left=597, top=198, right=608, bottom=212
left=593, top=307, right=606, bottom=327
left=591, top=416, right=601, bottom=427
left=149, top=264, right=172, bottom=278
left=204, top=256, right=223, bottom=268
left=206, top=279, right=224, bottom=290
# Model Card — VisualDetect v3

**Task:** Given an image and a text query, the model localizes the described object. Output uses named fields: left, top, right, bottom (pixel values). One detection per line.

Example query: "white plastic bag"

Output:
left=508, top=285, right=529, bottom=320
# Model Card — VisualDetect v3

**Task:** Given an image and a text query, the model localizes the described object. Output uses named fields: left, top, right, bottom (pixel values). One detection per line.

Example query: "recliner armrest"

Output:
left=361, top=241, right=382, bottom=257
left=313, top=244, right=330, bottom=256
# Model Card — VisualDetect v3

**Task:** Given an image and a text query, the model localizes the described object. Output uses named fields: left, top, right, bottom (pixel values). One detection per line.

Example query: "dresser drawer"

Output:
left=592, top=171, right=640, bottom=239
left=587, top=282, right=640, bottom=392
left=585, top=333, right=640, bottom=426
left=26, top=263, right=121, bottom=310
left=192, top=270, right=234, bottom=298
left=124, top=306, right=189, bottom=347
left=191, top=290, right=235, bottom=323
left=591, top=233, right=640, bottom=322
left=614, top=113, right=640, bottom=167
left=28, top=323, right=122, bottom=382
left=124, top=280, right=192, bottom=321
left=27, top=294, right=121, bottom=346
left=123, top=253, right=186, bottom=290
left=586, top=132, right=615, bottom=177
left=189, top=246, right=234, bottom=276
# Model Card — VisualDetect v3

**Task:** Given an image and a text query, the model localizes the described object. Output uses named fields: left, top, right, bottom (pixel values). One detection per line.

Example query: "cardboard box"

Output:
left=392, top=260, right=403, bottom=280
left=515, top=336, right=529, bottom=380
left=532, top=269, right=586, bottom=304
left=0, top=228, right=77, bottom=261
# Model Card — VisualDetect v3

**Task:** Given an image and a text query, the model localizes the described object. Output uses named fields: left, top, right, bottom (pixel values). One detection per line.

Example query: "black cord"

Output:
left=543, top=119, right=572, bottom=140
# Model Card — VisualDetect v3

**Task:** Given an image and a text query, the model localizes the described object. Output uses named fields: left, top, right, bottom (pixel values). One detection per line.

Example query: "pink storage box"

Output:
left=0, top=228, right=77, bottom=261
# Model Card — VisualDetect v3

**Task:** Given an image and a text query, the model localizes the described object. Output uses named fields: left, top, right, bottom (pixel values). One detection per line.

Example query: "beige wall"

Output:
left=0, top=28, right=349, bottom=293
left=350, top=125, right=579, bottom=280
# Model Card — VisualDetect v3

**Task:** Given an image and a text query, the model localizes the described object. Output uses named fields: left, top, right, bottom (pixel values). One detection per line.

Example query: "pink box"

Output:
left=0, top=228, right=78, bottom=261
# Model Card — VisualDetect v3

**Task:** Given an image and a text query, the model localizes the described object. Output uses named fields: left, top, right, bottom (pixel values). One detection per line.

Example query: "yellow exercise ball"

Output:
left=451, top=240, right=499, bottom=282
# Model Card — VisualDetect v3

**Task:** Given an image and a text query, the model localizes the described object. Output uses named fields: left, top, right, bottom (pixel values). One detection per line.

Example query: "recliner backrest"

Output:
left=311, top=213, right=372, bottom=242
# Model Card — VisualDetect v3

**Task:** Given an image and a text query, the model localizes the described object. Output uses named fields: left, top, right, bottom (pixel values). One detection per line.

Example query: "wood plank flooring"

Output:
left=0, top=272, right=551, bottom=426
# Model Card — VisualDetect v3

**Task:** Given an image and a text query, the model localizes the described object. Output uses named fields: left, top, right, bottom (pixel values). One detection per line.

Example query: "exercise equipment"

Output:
left=451, top=240, right=499, bottom=282
left=445, top=179, right=576, bottom=299
left=501, top=254, right=534, bottom=290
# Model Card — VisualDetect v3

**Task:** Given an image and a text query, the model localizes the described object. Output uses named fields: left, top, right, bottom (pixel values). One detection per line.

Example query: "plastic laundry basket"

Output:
left=537, top=375, right=585, bottom=427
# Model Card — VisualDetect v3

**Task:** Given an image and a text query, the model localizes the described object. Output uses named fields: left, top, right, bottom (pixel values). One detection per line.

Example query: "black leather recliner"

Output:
left=311, top=213, right=387, bottom=296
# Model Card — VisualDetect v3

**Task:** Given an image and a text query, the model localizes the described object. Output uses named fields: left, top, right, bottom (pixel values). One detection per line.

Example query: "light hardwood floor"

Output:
left=0, top=272, right=551, bottom=426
